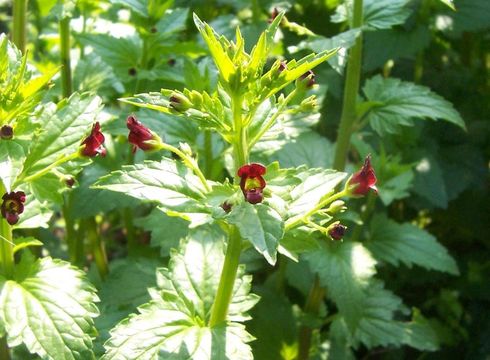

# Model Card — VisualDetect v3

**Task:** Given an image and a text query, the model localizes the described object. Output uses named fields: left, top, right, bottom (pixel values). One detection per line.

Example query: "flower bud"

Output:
left=221, top=202, right=232, bottom=213
left=0, top=125, right=13, bottom=140
left=65, top=177, right=76, bottom=188
left=296, top=70, right=315, bottom=89
left=127, top=115, right=164, bottom=153
left=327, top=222, right=346, bottom=241
left=168, top=93, right=192, bottom=113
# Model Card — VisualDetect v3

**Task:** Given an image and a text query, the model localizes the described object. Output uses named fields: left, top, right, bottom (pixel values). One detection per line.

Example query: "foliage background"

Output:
left=0, top=0, right=488, bottom=358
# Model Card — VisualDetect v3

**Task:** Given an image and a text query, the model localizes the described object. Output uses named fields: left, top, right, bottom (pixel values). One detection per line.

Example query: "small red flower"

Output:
left=1, top=191, right=26, bottom=225
left=237, top=163, right=267, bottom=204
left=348, top=155, right=378, bottom=196
left=127, top=115, right=162, bottom=153
left=328, top=223, right=346, bottom=241
left=298, top=70, right=316, bottom=88
left=80, top=122, right=106, bottom=157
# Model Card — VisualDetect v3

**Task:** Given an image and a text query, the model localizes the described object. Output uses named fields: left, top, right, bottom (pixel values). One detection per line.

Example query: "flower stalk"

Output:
left=18, top=152, right=79, bottom=184
left=84, top=217, right=108, bottom=280
left=12, top=0, right=28, bottom=53
left=59, top=15, right=72, bottom=98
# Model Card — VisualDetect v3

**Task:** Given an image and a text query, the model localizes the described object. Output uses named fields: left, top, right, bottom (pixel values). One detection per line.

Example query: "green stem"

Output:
left=0, top=183, right=14, bottom=279
left=18, top=152, right=79, bottom=185
left=208, top=226, right=242, bottom=326
left=59, top=16, right=72, bottom=98
left=157, top=143, right=211, bottom=192
left=332, top=0, right=364, bottom=172
left=85, top=217, right=108, bottom=280
left=248, top=89, right=298, bottom=148
left=0, top=336, right=11, bottom=360
left=62, top=199, right=78, bottom=264
left=203, top=130, right=213, bottom=178
left=350, top=191, right=376, bottom=242
left=285, top=190, right=348, bottom=230
left=297, top=276, right=325, bottom=360
left=123, top=208, right=137, bottom=256
left=232, top=94, right=248, bottom=168
left=12, top=0, right=28, bottom=53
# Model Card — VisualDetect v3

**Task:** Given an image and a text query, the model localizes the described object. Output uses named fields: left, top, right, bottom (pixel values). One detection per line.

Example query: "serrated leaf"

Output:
left=102, top=227, right=258, bottom=359
left=30, top=173, right=63, bottom=204
left=20, top=93, right=103, bottom=177
left=0, top=256, right=99, bottom=359
left=0, top=141, right=25, bottom=192
left=362, top=75, right=465, bottom=135
left=94, top=158, right=209, bottom=215
left=227, top=203, right=284, bottom=265
left=304, top=242, right=377, bottom=330
left=110, top=0, right=148, bottom=17
left=332, top=0, right=411, bottom=30
left=378, top=170, right=413, bottom=206
left=367, top=214, right=459, bottom=274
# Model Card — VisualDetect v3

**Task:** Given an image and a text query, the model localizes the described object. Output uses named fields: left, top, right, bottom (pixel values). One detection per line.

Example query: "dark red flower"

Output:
left=1, top=191, right=26, bottom=225
left=237, top=163, right=267, bottom=204
left=127, top=115, right=162, bottom=153
left=328, top=223, right=346, bottom=241
left=348, top=155, right=378, bottom=196
left=0, top=125, right=13, bottom=140
left=221, top=202, right=232, bottom=213
left=80, top=122, right=106, bottom=157
left=298, top=70, right=315, bottom=88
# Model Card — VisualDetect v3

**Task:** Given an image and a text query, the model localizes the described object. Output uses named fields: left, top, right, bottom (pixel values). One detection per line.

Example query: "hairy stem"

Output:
left=59, top=16, right=72, bottom=98
left=18, top=152, right=79, bottom=185
left=208, top=226, right=242, bottom=326
left=12, top=0, right=28, bottom=53
left=332, top=0, right=364, bottom=171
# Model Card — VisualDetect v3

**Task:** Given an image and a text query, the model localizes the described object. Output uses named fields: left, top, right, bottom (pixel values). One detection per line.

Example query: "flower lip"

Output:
left=127, top=115, right=158, bottom=152
left=237, top=163, right=267, bottom=204
left=1, top=191, right=26, bottom=225
left=348, top=154, right=378, bottom=196
left=80, top=122, right=106, bottom=157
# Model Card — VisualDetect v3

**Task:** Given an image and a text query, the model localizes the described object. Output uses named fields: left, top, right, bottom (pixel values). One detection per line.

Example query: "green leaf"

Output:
left=412, top=154, right=448, bottom=208
left=110, top=0, right=148, bottom=17
left=227, top=203, right=284, bottom=265
left=21, top=93, right=103, bottom=176
left=94, top=158, right=209, bottom=216
left=332, top=0, right=412, bottom=29
left=362, top=75, right=465, bottom=135
left=439, top=0, right=456, bottom=11
left=134, top=208, right=189, bottom=257
left=287, top=167, right=347, bottom=220
left=367, top=214, right=459, bottom=274
left=304, top=242, right=377, bottom=330
left=102, top=227, right=258, bottom=359
left=402, top=309, right=439, bottom=351
left=0, top=256, right=99, bottom=359
left=378, top=170, right=413, bottom=206
left=30, top=173, right=63, bottom=204
left=0, top=141, right=25, bottom=192
left=15, top=196, right=53, bottom=229
left=453, top=0, right=490, bottom=33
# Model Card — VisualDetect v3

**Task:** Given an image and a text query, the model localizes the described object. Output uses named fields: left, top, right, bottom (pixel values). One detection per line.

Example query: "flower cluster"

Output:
left=1, top=191, right=26, bottom=225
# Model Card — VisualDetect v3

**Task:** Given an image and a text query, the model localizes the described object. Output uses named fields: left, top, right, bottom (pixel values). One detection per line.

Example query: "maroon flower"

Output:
left=1, top=191, right=26, bottom=225
left=348, top=155, right=378, bottom=196
left=80, top=122, right=106, bottom=158
left=237, top=163, right=267, bottom=204
left=297, top=70, right=316, bottom=89
left=0, top=125, right=13, bottom=140
left=127, top=115, right=162, bottom=153
left=328, top=223, right=347, bottom=241
left=221, top=202, right=232, bottom=213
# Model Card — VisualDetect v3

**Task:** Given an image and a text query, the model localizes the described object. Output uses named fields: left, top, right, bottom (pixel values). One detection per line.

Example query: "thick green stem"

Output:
left=12, top=0, right=28, bottom=53
left=332, top=0, right=364, bottom=171
left=85, top=217, right=108, bottom=280
left=297, top=276, right=325, bottom=360
left=0, top=183, right=14, bottom=279
left=59, top=16, right=72, bottom=98
left=232, top=95, right=248, bottom=168
left=208, top=226, right=242, bottom=326
left=123, top=208, right=137, bottom=256
left=0, top=336, right=11, bottom=360
left=0, top=219, right=14, bottom=279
